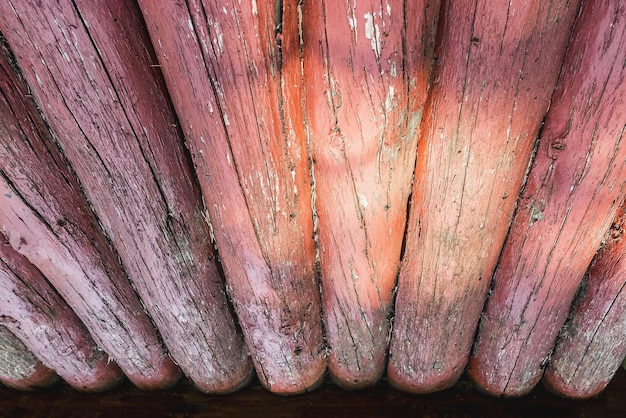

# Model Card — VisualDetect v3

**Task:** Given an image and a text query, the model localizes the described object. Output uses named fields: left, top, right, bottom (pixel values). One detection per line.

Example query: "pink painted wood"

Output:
left=543, top=204, right=626, bottom=398
left=139, top=0, right=326, bottom=393
left=1, top=234, right=123, bottom=391
left=468, top=0, right=626, bottom=396
left=0, top=37, right=179, bottom=389
left=389, top=0, right=578, bottom=393
left=301, top=0, right=438, bottom=388
left=0, top=1, right=252, bottom=392
left=0, top=325, right=58, bottom=391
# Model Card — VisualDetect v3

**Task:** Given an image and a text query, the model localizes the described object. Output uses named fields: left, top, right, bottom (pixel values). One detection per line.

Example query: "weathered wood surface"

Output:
left=139, top=0, right=325, bottom=394
left=0, top=325, right=57, bottom=391
left=0, top=37, right=178, bottom=389
left=301, top=0, right=437, bottom=388
left=468, top=0, right=626, bottom=397
left=0, top=233, right=122, bottom=391
left=0, top=1, right=254, bottom=392
left=543, top=204, right=626, bottom=398
left=388, top=0, right=578, bottom=393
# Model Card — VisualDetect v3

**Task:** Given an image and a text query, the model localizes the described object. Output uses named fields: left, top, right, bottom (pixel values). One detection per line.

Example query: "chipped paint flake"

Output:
left=364, top=13, right=381, bottom=60
left=358, top=193, right=368, bottom=209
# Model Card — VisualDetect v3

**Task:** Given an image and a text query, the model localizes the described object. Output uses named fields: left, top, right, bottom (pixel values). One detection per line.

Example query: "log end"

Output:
left=466, top=356, right=540, bottom=398
left=327, top=353, right=385, bottom=390
left=542, top=369, right=610, bottom=400
left=259, top=359, right=327, bottom=396
left=386, top=360, right=464, bottom=394
left=126, top=356, right=182, bottom=391
left=191, top=360, right=255, bottom=395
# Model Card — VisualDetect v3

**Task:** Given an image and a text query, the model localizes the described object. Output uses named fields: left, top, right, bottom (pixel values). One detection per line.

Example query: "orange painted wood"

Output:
left=139, top=0, right=325, bottom=393
left=0, top=325, right=57, bottom=391
left=0, top=1, right=252, bottom=392
left=0, top=234, right=122, bottom=391
left=301, top=0, right=437, bottom=388
left=543, top=204, right=626, bottom=398
left=389, top=0, right=578, bottom=393
left=468, top=0, right=626, bottom=396
left=0, top=38, right=178, bottom=389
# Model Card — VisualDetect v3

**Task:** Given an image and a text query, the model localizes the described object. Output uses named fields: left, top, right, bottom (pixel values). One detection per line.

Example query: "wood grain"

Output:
left=389, top=0, right=578, bottom=393
left=543, top=204, right=626, bottom=398
left=0, top=35, right=179, bottom=389
left=0, top=1, right=252, bottom=392
left=138, top=0, right=325, bottom=393
left=301, top=0, right=438, bottom=388
left=468, top=0, right=626, bottom=396
left=1, top=233, right=122, bottom=391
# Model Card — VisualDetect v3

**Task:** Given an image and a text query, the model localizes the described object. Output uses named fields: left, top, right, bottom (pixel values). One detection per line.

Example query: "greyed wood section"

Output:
left=0, top=1, right=251, bottom=392
left=301, top=0, right=438, bottom=388
left=139, top=0, right=324, bottom=393
left=0, top=325, right=57, bottom=391
left=0, top=37, right=177, bottom=389
left=388, top=0, right=579, bottom=393
left=0, top=233, right=122, bottom=391
left=469, top=0, right=626, bottom=396
left=544, top=205, right=626, bottom=398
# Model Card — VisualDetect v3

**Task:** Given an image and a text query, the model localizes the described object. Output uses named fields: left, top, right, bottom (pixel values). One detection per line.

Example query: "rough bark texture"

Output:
left=138, top=0, right=326, bottom=393
left=468, top=0, right=626, bottom=397
left=0, top=34, right=178, bottom=389
left=0, top=234, right=122, bottom=391
left=0, top=325, right=57, bottom=391
left=543, top=205, right=626, bottom=398
left=301, top=0, right=438, bottom=388
left=0, top=1, right=253, bottom=393
left=388, top=0, right=578, bottom=393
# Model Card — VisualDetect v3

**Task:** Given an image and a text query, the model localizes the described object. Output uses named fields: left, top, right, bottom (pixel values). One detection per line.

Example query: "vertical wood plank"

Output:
left=389, top=0, right=578, bottom=393
left=0, top=36, right=179, bottom=389
left=543, top=205, right=626, bottom=398
left=468, top=0, right=626, bottom=396
left=1, top=233, right=123, bottom=391
left=139, top=0, right=326, bottom=393
left=301, top=0, right=438, bottom=388
left=0, top=325, right=57, bottom=391
left=0, top=1, right=252, bottom=392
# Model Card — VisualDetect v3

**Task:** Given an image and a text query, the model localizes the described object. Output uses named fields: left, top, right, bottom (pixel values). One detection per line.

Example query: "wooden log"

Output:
left=543, top=205, right=626, bottom=398
left=468, top=0, right=626, bottom=396
left=0, top=37, right=179, bottom=389
left=0, top=233, right=123, bottom=391
left=388, top=0, right=578, bottom=393
left=0, top=325, right=58, bottom=391
left=0, top=1, right=254, bottom=393
left=138, top=0, right=326, bottom=393
left=301, top=0, right=438, bottom=388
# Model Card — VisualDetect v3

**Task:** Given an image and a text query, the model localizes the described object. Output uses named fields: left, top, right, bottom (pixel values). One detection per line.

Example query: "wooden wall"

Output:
left=0, top=0, right=625, bottom=399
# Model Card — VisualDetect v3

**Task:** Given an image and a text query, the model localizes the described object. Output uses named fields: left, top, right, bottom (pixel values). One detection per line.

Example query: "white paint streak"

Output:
left=252, top=0, right=257, bottom=15
left=364, top=13, right=381, bottom=60
left=291, top=170, right=297, bottom=195
left=385, top=86, right=395, bottom=112
left=358, top=193, right=368, bottom=209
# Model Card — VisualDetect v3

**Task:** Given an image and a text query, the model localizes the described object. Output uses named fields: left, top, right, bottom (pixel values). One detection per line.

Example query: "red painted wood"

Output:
left=0, top=325, right=57, bottom=391
left=138, top=0, right=326, bottom=393
left=301, top=0, right=437, bottom=388
left=468, top=0, right=626, bottom=396
left=0, top=1, right=252, bottom=392
left=543, top=205, right=626, bottom=398
left=0, top=234, right=122, bottom=391
left=389, top=0, right=578, bottom=393
left=0, top=38, right=178, bottom=389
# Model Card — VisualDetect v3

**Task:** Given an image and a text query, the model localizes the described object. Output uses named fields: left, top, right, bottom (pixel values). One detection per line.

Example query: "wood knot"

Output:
left=547, top=140, right=566, bottom=159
